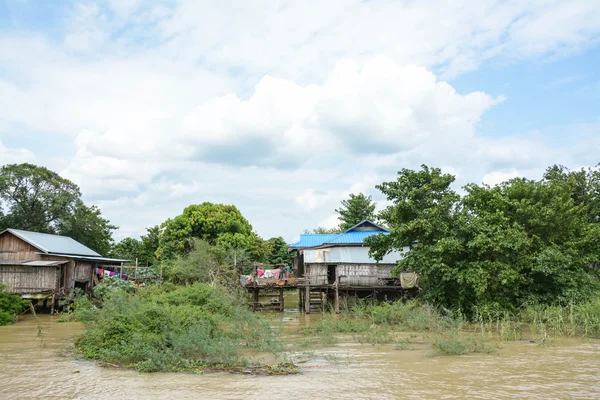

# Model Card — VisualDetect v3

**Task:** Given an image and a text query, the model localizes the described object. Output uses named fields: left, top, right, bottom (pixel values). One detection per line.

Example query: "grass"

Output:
left=301, top=297, right=600, bottom=355
left=73, top=283, right=293, bottom=373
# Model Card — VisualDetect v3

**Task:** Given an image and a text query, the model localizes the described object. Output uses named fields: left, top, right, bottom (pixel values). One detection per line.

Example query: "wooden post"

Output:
left=253, top=288, right=259, bottom=311
left=298, top=288, right=303, bottom=312
left=50, top=292, right=55, bottom=315
left=279, top=288, right=284, bottom=312
left=372, top=288, right=376, bottom=305
left=305, top=286, right=311, bottom=314
left=335, top=284, right=339, bottom=314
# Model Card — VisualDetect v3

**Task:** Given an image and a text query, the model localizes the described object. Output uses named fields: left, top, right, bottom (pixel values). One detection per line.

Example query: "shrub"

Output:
left=0, top=285, right=30, bottom=326
left=75, top=283, right=283, bottom=372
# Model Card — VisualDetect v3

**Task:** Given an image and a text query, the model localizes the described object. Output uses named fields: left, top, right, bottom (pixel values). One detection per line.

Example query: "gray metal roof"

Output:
left=2, top=228, right=101, bottom=257
left=42, top=253, right=129, bottom=263
left=0, top=260, right=68, bottom=267
left=20, top=260, right=69, bottom=267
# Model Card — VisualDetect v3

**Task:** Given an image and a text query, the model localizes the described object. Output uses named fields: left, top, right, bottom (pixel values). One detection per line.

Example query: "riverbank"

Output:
left=1, top=313, right=600, bottom=399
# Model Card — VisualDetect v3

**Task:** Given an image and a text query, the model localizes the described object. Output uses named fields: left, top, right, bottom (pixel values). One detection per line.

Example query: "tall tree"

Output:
left=0, top=163, right=81, bottom=232
left=157, top=202, right=254, bottom=260
left=335, top=193, right=377, bottom=231
left=139, top=225, right=160, bottom=266
left=110, top=237, right=142, bottom=264
left=367, top=164, right=600, bottom=312
left=265, top=236, right=291, bottom=265
left=57, top=201, right=117, bottom=255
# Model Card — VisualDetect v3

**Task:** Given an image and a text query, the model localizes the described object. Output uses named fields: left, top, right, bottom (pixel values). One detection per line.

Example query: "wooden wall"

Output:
left=0, top=232, right=42, bottom=261
left=0, top=265, right=59, bottom=293
left=305, top=263, right=395, bottom=286
left=74, top=262, right=92, bottom=282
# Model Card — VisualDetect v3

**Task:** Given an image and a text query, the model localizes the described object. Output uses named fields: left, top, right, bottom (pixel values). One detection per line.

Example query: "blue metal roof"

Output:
left=289, top=234, right=338, bottom=248
left=325, top=230, right=388, bottom=244
left=3, top=228, right=101, bottom=257
left=289, top=220, right=390, bottom=248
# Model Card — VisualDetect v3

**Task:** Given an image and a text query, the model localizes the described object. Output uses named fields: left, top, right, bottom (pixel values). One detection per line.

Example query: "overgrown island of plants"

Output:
left=1, top=162, right=600, bottom=371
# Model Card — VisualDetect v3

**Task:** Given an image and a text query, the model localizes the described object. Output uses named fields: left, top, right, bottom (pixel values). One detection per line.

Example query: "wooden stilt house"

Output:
left=0, top=228, right=127, bottom=308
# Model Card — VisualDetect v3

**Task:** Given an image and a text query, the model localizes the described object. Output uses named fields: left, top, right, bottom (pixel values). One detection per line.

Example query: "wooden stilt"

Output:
left=298, top=288, right=303, bottom=312
left=371, top=288, right=375, bottom=306
left=253, top=288, right=259, bottom=311
left=335, top=284, right=339, bottom=314
left=50, top=292, right=55, bottom=315
left=279, top=288, right=284, bottom=312
left=305, top=286, right=311, bottom=314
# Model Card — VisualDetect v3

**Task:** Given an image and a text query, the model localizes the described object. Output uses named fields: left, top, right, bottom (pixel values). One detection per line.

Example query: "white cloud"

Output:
left=482, top=169, right=522, bottom=186
left=0, top=141, right=35, bottom=165
left=2, top=1, right=600, bottom=242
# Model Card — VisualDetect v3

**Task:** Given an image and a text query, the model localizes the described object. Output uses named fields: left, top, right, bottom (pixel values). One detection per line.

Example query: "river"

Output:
left=1, top=314, right=600, bottom=399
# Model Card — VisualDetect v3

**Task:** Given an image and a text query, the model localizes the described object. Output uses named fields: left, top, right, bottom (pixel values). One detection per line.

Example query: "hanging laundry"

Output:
left=263, top=269, right=273, bottom=278
left=271, top=269, right=280, bottom=279
left=257, top=269, right=265, bottom=278
left=97, top=268, right=104, bottom=275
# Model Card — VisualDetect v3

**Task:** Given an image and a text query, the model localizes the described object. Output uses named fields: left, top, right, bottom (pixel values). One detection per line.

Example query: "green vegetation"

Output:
left=74, top=283, right=290, bottom=373
left=367, top=164, right=600, bottom=314
left=0, top=163, right=116, bottom=254
left=0, top=285, right=30, bottom=326
left=336, top=192, right=377, bottom=230
left=301, top=298, right=600, bottom=355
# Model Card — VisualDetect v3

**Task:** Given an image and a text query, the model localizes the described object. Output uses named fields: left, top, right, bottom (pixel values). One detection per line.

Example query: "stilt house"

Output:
left=0, top=228, right=127, bottom=304
left=289, top=220, right=406, bottom=286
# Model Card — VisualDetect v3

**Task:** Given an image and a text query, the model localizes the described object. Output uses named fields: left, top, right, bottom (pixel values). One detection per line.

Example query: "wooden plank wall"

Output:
left=0, top=265, right=58, bottom=293
left=305, top=263, right=395, bottom=286
left=0, top=233, right=42, bottom=261
left=74, top=262, right=92, bottom=282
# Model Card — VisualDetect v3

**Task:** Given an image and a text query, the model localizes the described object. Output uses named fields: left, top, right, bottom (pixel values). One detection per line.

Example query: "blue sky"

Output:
left=0, top=0, right=599, bottom=242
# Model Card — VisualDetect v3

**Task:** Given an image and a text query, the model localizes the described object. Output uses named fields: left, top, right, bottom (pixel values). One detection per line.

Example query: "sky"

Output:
left=0, top=0, right=599, bottom=243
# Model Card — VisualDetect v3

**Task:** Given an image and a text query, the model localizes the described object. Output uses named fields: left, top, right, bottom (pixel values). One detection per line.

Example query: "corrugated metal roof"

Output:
left=20, top=260, right=69, bottom=267
left=288, top=220, right=390, bottom=249
left=43, top=253, right=129, bottom=263
left=288, top=234, right=338, bottom=248
left=3, top=228, right=101, bottom=257
left=324, top=230, right=388, bottom=244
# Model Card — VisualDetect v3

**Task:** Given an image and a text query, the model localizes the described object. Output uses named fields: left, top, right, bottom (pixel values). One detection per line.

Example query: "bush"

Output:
left=75, top=283, right=284, bottom=372
left=0, top=285, right=30, bottom=325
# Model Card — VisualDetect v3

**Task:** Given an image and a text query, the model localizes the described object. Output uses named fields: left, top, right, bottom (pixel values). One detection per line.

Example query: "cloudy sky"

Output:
left=1, top=0, right=599, bottom=242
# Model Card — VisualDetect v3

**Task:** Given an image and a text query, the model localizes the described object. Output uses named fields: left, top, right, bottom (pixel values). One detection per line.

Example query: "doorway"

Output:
left=327, top=264, right=337, bottom=284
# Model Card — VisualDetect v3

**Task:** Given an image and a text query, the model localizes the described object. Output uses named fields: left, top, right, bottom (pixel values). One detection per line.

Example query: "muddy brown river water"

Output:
left=1, top=313, right=600, bottom=399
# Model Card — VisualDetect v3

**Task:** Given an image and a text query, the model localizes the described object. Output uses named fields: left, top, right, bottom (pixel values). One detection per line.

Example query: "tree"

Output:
left=110, top=237, right=142, bottom=263
left=0, top=163, right=81, bottom=232
left=164, top=238, right=236, bottom=288
left=57, top=201, right=117, bottom=255
left=367, top=164, right=600, bottom=313
left=139, top=225, right=160, bottom=266
left=335, top=193, right=377, bottom=231
left=157, top=202, right=254, bottom=260
left=265, top=237, right=291, bottom=265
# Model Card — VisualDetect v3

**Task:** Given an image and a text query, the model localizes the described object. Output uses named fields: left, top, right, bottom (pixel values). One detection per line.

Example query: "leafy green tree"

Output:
left=139, top=225, right=160, bottom=266
left=110, top=237, right=142, bottom=263
left=0, top=163, right=81, bottom=232
left=56, top=200, right=117, bottom=255
left=368, top=164, right=600, bottom=313
left=335, top=193, right=377, bottom=230
left=157, top=202, right=254, bottom=260
left=164, top=238, right=235, bottom=287
left=265, top=237, right=291, bottom=265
